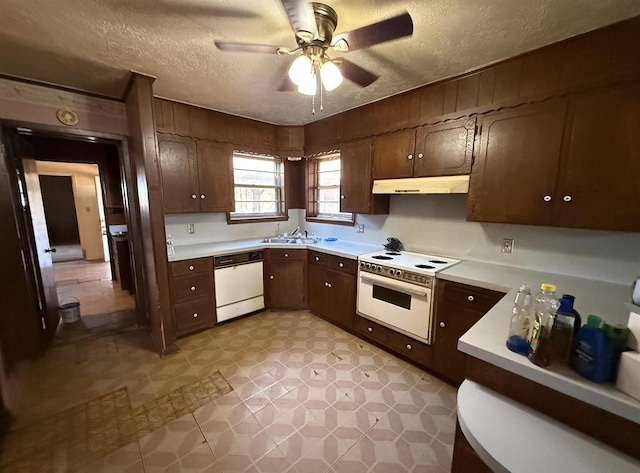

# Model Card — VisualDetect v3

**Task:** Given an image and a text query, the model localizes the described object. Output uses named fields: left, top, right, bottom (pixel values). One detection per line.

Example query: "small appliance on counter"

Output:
left=383, top=237, right=404, bottom=252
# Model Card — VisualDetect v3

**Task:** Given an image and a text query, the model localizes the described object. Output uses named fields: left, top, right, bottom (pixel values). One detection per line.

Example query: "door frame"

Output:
left=0, top=118, right=148, bottom=331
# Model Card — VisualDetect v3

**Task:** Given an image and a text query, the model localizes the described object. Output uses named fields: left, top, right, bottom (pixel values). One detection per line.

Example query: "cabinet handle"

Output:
left=563, top=195, right=572, bottom=202
left=467, top=295, right=475, bottom=302
left=190, top=286, right=196, bottom=291
left=189, top=265, right=195, bottom=271
left=406, top=344, right=412, bottom=350
left=417, top=153, right=423, bottom=159
left=269, top=275, right=274, bottom=280
left=367, top=327, right=373, bottom=333
left=439, top=321, right=446, bottom=328
left=328, top=283, right=332, bottom=288
left=193, top=313, right=198, bottom=318
left=191, top=194, right=197, bottom=199
left=407, top=154, right=413, bottom=160
left=340, top=195, right=345, bottom=199
left=315, top=256, right=320, bottom=261
left=339, top=262, right=344, bottom=268
left=200, top=194, right=206, bottom=199
left=543, top=195, right=552, bottom=202
left=284, top=253, right=289, bottom=257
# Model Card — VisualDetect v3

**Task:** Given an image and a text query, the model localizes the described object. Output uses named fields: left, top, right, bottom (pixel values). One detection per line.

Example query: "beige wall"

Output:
left=36, top=161, right=104, bottom=261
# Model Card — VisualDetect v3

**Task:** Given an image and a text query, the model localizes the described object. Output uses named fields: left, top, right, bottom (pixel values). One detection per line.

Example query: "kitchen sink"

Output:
left=262, top=237, right=320, bottom=244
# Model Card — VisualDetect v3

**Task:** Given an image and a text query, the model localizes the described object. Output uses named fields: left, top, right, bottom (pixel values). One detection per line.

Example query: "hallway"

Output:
left=1, top=311, right=456, bottom=472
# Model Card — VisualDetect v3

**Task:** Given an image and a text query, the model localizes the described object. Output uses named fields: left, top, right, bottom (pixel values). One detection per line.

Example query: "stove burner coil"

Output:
left=428, top=260, right=448, bottom=264
left=385, top=252, right=401, bottom=256
left=415, top=264, right=436, bottom=269
left=372, top=255, right=393, bottom=260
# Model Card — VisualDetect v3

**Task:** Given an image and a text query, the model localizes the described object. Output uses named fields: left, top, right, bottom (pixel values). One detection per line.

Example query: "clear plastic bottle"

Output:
left=506, top=285, right=532, bottom=355
left=528, top=283, right=560, bottom=367
left=548, top=296, right=576, bottom=364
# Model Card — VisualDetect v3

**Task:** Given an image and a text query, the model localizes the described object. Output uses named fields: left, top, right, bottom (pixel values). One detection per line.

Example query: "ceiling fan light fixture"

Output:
left=320, top=60, right=343, bottom=91
left=297, top=72, right=317, bottom=96
left=288, top=54, right=313, bottom=85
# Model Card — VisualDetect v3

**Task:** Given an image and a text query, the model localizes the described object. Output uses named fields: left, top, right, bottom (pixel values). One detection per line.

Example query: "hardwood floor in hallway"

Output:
left=54, top=260, right=135, bottom=317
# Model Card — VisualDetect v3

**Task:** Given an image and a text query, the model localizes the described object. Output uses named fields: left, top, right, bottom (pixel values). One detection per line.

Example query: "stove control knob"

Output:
left=377, top=265, right=382, bottom=272
left=360, top=262, right=365, bottom=268
left=389, top=269, right=396, bottom=276
left=396, top=270, right=403, bottom=277
left=365, top=263, right=372, bottom=269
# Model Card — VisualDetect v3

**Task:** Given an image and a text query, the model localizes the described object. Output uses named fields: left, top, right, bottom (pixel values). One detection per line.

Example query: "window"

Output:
left=228, top=152, right=285, bottom=222
left=307, top=153, right=354, bottom=224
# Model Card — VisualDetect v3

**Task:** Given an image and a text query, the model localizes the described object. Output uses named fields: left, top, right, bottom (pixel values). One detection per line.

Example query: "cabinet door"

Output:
left=554, top=82, right=640, bottom=232
left=340, top=139, right=373, bottom=214
left=196, top=140, right=234, bottom=213
left=158, top=134, right=199, bottom=213
left=265, top=261, right=306, bottom=309
left=372, top=129, right=416, bottom=179
left=414, top=117, right=476, bottom=177
left=467, top=101, right=567, bottom=226
left=326, top=270, right=355, bottom=330
left=308, top=264, right=330, bottom=316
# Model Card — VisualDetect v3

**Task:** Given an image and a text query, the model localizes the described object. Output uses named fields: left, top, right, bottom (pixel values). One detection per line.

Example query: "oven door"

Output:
left=357, top=271, right=434, bottom=343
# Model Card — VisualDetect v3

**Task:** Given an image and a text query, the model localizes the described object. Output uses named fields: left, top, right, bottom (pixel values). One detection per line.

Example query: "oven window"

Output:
left=372, top=285, right=412, bottom=310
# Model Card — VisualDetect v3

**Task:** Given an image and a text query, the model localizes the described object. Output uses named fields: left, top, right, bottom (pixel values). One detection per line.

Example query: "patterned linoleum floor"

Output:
left=2, top=310, right=456, bottom=472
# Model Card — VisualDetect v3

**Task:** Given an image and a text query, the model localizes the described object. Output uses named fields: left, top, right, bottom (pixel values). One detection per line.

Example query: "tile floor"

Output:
left=2, top=310, right=456, bottom=472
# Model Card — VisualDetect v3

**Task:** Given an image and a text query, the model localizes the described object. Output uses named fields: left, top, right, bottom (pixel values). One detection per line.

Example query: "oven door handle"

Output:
left=359, top=273, right=428, bottom=297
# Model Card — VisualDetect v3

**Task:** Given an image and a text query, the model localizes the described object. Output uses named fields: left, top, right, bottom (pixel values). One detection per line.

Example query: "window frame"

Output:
left=306, top=152, right=355, bottom=225
left=226, top=151, right=288, bottom=224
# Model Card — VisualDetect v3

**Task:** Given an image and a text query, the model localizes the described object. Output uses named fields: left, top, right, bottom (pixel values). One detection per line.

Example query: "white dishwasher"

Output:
left=214, top=251, right=265, bottom=322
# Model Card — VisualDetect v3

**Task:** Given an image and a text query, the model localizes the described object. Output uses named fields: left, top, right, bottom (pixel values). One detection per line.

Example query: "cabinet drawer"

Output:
left=174, top=297, right=215, bottom=335
left=387, top=330, right=433, bottom=366
left=170, top=257, right=213, bottom=277
left=172, top=273, right=214, bottom=304
left=354, top=316, right=389, bottom=344
left=327, top=255, right=357, bottom=275
left=308, top=250, right=328, bottom=266
left=267, top=249, right=305, bottom=262
left=437, top=280, right=505, bottom=314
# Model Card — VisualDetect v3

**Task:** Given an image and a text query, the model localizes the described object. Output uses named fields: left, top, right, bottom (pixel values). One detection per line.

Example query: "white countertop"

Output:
left=168, top=237, right=382, bottom=262
left=438, top=260, right=640, bottom=423
left=457, top=380, right=640, bottom=473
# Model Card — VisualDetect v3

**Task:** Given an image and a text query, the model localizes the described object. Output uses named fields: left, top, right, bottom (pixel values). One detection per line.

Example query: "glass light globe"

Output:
left=297, top=73, right=317, bottom=96
left=288, top=55, right=313, bottom=86
left=320, top=61, right=343, bottom=91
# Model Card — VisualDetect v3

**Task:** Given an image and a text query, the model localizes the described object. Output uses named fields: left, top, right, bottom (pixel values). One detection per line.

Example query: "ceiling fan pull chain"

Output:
left=320, top=79, right=324, bottom=112
left=312, top=93, right=315, bottom=115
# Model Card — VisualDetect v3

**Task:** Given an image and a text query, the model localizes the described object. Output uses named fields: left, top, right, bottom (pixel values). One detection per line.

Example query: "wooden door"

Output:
left=414, top=117, right=476, bottom=177
left=340, top=139, right=372, bottom=214
left=554, top=82, right=640, bottom=232
left=196, top=140, right=234, bottom=213
left=327, top=270, right=355, bottom=330
left=307, top=264, right=330, bottom=316
left=157, top=134, right=199, bottom=213
left=467, top=101, right=567, bottom=226
left=372, top=129, right=416, bottom=179
left=0, top=129, right=46, bottom=367
left=265, top=261, right=305, bottom=309
left=21, top=155, right=60, bottom=342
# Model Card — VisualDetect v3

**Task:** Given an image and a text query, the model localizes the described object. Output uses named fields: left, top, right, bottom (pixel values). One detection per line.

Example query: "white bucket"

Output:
left=58, top=298, right=81, bottom=323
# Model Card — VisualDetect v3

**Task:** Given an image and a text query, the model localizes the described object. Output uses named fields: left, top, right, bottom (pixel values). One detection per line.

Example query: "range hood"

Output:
left=372, top=175, right=470, bottom=195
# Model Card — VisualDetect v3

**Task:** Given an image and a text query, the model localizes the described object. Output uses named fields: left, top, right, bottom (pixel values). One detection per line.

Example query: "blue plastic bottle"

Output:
left=570, top=315, right=608, bottom=382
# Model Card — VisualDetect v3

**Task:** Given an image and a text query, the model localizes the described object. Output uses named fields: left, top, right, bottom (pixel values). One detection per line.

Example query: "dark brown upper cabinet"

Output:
left=372, top=117, right=476, bottom=180
left=158, top=133, right=234, bottom=214
left=468, top=81, right=640, bottom=232
left=340, top=139, right=389, bottom=215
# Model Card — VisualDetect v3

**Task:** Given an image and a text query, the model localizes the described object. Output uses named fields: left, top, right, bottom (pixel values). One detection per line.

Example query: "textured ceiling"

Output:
left=1, top=0, right=639, bottom=125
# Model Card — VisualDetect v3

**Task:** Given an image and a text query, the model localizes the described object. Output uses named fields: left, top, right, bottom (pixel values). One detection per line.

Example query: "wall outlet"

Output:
left=187, top=223, right=195, bottom=234
left=502, top=238, right=514, bottom=253
left=357, top=224, right=365, bottom=233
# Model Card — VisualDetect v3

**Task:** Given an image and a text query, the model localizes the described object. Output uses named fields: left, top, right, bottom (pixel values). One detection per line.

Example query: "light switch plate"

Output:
left=187, top=223, right=195, bottom=234
left=357, top=224, right=365, bottom=233
left=502, top=238, right=514, bottom=253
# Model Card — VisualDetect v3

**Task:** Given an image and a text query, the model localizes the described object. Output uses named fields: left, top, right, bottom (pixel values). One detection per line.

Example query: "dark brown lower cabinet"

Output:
left=432, top=280, right=505, bottom=384
left=307, top=251, right=356, bottom=330
left=451, top=422, right=493, bottom=473
left=264, top=249, right=306, bottom=309
left=169, top=257, right=216, bottom=337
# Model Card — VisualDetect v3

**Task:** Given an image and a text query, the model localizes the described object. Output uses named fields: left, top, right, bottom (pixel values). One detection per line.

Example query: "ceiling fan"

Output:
left=214, top=0, right=413, bottom=97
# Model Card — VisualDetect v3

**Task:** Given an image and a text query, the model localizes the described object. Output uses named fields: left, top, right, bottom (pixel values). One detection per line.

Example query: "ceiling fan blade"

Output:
left=333, top=12, right=413, bottom=52
left=214, top=41, right=281, bottom=54
left=337, top=59, right=379, bottom=87
left=280, top=0, right=318, bottom=43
